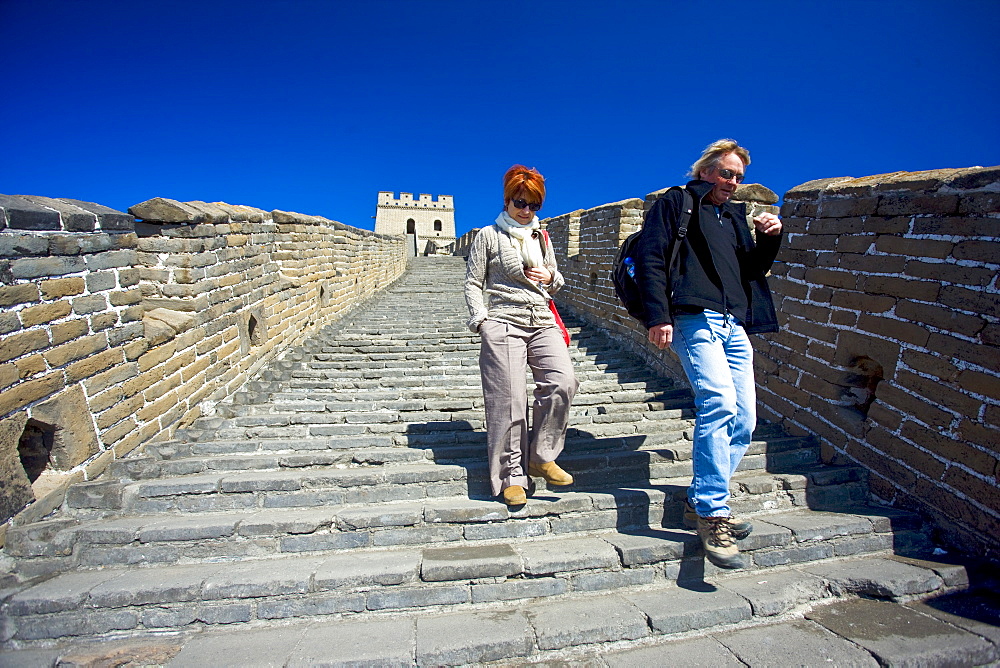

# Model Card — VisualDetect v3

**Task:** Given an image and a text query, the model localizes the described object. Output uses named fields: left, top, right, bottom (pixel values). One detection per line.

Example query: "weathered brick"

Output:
left=0, top=329, right=49, bottom=363
left=0, top=372, right=64, bottom=417
left=901, top=421, right=996, bottom=479
left=137, top=390, right=179, bottom=423
left=895, top=300, right=985, bottom=334
left=942, top=466, right=999, bottom=511
left=803, top=267, right=858, bottom=290
left=71, top=294, right=108, bottom=315
left=11, top=256, right=86, bottom=279
left=956, top=368, right=1000, bottom=400
left=66, top=348, right=124, bottom=384
left=19, top=301, right=71, bottom=327
left=96, top=393, right=144, bottom=430
left=903, top=260, right=994, bottom=287
left=89, top=311, right=120, bottom=333
left=860, top=275, right=939, bottom=301
left=876, top=193, right=959, bottom=216
left=50, top=319, right=88, bottom=345
left=0, top=363, right=18, bottom=390
left=912, top=215, right=997, bottom=236
left=835, top=234, right=876, bottom=253
left=860, top=216, right=912, bottom=234
left=895, top=369, right=983, bottom=418
left=0, top=283, right=40, bottom=307
left=14, top=354, right=47, bottom=379
left=138, top=341, right=178, bottom=373
left=44, top=333, right=109, bottom=368
left=817, top=197, right=878, bottom=218
left=808, top=217, right=867, bottom=235
left=958, top=420, right=1000, bottom=455
left=901, top=349, right=959, bottom=383
left=838, top=253, right=906, bottom=274
left=830, top=291, right=896, bottom=313
left=109, top=289, right=141, bottom=307
left=144, top=372, right=182, bottom=402
left=928, top=332, right=999, bottom=372
left=874, top=235, right=954, bottom=260
left=877, top=383, right=953, bottom=428
left=88, top=384, right=125, bottom=413
left=940, top=282, right=1000, bottom=321
left=866, top=427, right=948, bottom=481
left=85, top=271, right=117, bottom=293
left=957, top=191, right=1000, bottom=215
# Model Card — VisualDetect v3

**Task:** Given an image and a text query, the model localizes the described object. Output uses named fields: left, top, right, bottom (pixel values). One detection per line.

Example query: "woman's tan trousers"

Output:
left=479, top=320, right=579, bottom=496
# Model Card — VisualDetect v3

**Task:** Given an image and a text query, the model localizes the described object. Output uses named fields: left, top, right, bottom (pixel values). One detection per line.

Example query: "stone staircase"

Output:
left=1, top=256, right=994, bottom=666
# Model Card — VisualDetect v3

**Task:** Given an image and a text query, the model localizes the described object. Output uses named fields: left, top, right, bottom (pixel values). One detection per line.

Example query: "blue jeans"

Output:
left=671, top=310, right=756, bottom=518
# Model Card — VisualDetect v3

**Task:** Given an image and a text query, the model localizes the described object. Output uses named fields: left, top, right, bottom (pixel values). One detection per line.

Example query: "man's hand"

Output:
left=648, top=323, right=673, bottom=350
left=753, top=212, right=782, bottom=236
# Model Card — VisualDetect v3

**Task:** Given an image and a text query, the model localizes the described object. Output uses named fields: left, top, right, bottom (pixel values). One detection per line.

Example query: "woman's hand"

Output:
left=525, top=266, right=552, bottom=285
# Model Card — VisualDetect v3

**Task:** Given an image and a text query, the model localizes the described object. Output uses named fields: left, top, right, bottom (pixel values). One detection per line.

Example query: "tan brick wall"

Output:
left=0, top=198, right=409, bottom=527
left=545, top=168, right=1000, bottom=558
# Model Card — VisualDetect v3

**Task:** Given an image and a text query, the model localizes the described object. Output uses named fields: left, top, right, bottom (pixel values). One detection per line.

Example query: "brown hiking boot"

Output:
left=684, top=501, right=752, bottom=539
left=697, top=516, right=745, bottom=569
left=527, top=461, right=574, bottom=486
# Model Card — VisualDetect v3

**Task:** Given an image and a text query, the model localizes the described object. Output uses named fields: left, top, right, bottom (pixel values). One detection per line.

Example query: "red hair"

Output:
left=502, top=164, right=546, bottom=207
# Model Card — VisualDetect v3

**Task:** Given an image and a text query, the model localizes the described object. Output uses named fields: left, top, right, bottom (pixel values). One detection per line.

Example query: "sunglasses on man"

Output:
left=511, top=198, right=542, bottom=212
left=715, top=167, right=745, bottom=183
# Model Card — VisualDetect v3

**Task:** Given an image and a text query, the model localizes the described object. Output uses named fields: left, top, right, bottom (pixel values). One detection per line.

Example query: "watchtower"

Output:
left=375, top=192, right=456, bottom=255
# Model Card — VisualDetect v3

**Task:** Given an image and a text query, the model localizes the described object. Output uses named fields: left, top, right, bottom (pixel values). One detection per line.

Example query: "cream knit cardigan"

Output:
left=463, top=224, right=565, bottom=333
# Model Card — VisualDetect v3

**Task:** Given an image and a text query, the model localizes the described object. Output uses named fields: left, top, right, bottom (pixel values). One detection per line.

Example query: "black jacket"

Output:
left=633, top=180, right=781, bottom=334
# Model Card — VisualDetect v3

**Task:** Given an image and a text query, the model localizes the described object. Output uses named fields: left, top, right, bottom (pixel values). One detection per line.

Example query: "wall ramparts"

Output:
left=0, top=195, right=409, bottom=535
left=543, top=167, right=1000, bottom=558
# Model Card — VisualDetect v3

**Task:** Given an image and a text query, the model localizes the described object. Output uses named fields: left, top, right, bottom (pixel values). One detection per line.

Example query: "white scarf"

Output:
left=495, top=211, right=544, bottom=268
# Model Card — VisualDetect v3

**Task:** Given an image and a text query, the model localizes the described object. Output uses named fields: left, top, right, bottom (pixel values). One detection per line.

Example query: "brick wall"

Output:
left=764, top=167, right=1000, bottom=558
left=543, top=169, right=1000, bottom=558
left=0, top=196, right=409, bottom=533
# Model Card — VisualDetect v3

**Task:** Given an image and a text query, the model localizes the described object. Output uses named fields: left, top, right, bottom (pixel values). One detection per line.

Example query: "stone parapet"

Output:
left=0, top=196, right=409, bottom=533
left=0, top=195, right=134, bottom=233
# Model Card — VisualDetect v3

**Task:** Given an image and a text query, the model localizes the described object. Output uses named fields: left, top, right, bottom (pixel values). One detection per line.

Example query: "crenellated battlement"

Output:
left=376, top=192, right=454, bottom=209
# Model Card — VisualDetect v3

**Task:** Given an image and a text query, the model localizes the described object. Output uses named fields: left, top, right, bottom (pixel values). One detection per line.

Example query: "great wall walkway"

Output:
left=1, top=256, right=997, bottom=667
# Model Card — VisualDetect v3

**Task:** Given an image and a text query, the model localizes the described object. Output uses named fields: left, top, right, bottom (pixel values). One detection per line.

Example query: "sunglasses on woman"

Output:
left=511, top=198, right=542, bottom=212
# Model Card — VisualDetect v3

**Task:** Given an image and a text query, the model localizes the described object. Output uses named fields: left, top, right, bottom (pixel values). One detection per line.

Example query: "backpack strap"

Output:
left=666, top=186, right=693, bottom=278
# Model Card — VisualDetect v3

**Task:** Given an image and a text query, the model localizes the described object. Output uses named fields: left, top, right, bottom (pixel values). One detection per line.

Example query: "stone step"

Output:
left=132, top=429, right=818, bottom=482
left=8, top=463, right=875, bottom=571
left=2, top=514, right=943, bottom=646
left=3, top=558, right=987, bottom=666
left=51, top=436, right=828, bottom=518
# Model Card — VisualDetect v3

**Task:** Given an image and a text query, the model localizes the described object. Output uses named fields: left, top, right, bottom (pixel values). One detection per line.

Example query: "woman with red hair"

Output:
left=464, top=165, right=579, bottom=506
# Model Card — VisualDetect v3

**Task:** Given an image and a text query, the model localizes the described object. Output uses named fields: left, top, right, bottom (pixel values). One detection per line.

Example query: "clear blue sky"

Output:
left=2, top=0, right=998, bottom=237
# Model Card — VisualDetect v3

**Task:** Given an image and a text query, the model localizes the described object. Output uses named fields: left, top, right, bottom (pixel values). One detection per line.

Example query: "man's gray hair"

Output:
left=688, top=139, right=751, bottom=180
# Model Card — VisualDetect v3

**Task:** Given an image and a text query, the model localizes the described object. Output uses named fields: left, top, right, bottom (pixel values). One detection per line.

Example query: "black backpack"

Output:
left=612, top=186, right=694, bottom=323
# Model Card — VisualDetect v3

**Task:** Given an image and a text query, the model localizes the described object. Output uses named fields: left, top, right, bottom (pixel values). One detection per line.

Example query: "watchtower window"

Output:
left=406, top=219, right=416, bottom=234
left=434, top=220, right=442, bottom=231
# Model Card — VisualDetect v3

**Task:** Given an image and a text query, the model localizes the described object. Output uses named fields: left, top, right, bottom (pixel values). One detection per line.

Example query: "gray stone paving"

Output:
left=1, top=257, right=997, bottom=666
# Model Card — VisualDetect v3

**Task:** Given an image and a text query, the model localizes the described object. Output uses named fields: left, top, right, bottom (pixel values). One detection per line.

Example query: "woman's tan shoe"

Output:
left=527, top=461, right=574, bottom=486
left=502, top=485, right=527, bottom=506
